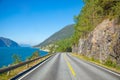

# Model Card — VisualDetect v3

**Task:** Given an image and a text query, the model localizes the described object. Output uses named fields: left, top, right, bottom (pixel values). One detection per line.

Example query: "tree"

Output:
left=72, top=0, right=120, bottom=43
left=54, top=38, right=72, bottom=52
left=12, top=54, right=22, bottom=64
left=27, top=51, right=40, bottom=60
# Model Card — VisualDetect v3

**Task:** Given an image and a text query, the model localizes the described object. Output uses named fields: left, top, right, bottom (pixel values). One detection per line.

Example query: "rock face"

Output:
left=0, top=37, right=20, bottom=47
left=72, top=44, right=78, bottom=53
left=73, top=19, right=120, bottom=64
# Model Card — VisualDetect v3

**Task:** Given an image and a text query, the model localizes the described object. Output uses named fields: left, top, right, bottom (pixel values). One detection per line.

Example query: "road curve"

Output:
left=16, top=53, right=120, bottom=80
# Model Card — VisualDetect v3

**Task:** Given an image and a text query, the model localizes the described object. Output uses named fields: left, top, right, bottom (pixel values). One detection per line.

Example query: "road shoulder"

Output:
left=71, top=53, right=120, bottom=76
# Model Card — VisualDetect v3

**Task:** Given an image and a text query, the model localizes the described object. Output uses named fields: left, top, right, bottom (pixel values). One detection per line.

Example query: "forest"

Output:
left=54, top=0, right=120, bottom=52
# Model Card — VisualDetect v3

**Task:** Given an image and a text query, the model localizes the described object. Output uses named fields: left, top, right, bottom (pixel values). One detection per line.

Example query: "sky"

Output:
left=0, top=0, right=84, bottom=46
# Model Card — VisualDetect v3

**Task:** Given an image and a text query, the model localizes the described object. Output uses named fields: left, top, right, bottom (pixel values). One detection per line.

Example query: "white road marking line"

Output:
left=18, top=57, right=52, bottom=80
left=90, top=62, right=120, bottom=77
left=70, top=54, right=120, bottom=77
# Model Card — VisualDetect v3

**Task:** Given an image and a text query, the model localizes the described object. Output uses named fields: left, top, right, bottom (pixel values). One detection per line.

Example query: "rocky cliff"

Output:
left=72, top=19, right=120, bottom=64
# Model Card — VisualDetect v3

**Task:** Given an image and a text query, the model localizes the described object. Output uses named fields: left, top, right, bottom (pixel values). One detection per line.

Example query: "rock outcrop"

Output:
left=73, top=19, right=120, bottom=64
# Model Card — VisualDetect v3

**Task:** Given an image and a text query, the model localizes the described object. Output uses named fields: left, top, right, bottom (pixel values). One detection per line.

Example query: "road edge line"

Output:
left=17, top=55, right=54, bottom=80
left=70, top=54, right=120, bottom=77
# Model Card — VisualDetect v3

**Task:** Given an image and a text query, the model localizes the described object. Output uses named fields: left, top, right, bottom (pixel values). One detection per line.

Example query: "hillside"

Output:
left=0, top=37, right=20, bottom=47
left=72, top=0, right=120, bottom=65
left=35, top=24, right=74, bottom=47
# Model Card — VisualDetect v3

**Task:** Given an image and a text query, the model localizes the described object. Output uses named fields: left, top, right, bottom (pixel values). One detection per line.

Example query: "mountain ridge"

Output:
left=0, top=37, right=20, bottom=47
left=35, top=24, right=74, bottom=47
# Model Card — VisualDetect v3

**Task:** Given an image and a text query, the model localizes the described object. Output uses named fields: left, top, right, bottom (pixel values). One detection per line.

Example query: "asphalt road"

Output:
left=17, top=53, right=120, bottom=80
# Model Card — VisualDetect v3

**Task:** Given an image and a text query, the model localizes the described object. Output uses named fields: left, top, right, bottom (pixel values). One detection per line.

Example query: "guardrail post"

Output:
left=35, top=59, right=37, bottom=63
left=41, top=57, right=44, bottom=61
left=26, top=64, right=29, bottom=68
left=7, top=64, right=11, bottom=76
left=7, top=71, right=10, bottom=76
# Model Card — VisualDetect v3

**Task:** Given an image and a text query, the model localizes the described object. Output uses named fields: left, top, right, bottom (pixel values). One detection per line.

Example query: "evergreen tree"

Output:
left=72, top=0, right=120, bottom=43
left=12, top=54, right=22, bottom=64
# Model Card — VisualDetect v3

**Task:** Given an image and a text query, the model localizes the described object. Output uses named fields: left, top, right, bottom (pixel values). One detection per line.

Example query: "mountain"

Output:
left=35, top=24, right=74, bottom=47
left=0, top=37, right=20, bottom=47
left=20, top=44, right=31, bottom=47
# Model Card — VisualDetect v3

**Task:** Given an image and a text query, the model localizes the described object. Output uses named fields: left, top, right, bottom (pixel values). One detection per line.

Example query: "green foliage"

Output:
left=27, top=51, right=40, bottom=60
left=2, top=65, right=7, bottom=68
left=91, top=57, right=95, bottom=61
left=48, top=44, right=56, bottom=53
left=36, top=24, right=74, bottom=48
left=104, top=57, right=117, bottom=68
left=74, top=54, right=120, bottom=72
left=73, top=0, right=120, bottom=43
left=54, top=38, right=72, bottom=52
left=12, top=54, right=22, bottom=64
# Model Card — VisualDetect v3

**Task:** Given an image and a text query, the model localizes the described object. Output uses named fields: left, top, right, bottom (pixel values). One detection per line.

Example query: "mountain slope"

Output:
left=0, top=37, right=20, bottom=47
left=36, top=24, right=74, bottom=47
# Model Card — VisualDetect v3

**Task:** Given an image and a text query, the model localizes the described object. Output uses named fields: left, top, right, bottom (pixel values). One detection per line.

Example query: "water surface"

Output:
left=0, top=47, right=48, bottom=68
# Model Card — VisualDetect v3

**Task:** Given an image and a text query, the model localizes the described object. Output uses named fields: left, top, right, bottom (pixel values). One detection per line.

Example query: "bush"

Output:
left=12, top=54, right=22, bottom=64
left=27, top=51, right=40, bottom=60
left=91, top=57, right=95, bottom=61
left=104, top=57, right=117, bottom=68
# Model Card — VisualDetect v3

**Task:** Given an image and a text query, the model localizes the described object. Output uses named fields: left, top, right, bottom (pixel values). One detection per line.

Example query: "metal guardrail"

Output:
left=11, top=55, right=53, bottom=80
left=0, top=54, right=51, bottom=74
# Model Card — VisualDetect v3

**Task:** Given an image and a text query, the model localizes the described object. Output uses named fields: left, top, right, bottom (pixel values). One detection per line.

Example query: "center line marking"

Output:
left=64, top=54, right=76, bottom=77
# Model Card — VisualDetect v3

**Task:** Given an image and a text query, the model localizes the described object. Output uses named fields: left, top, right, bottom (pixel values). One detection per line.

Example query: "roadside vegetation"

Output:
left=51, top=0, right=120, bottom=73
left=26, top=51, right=40, bottom=60
left=54, top=38, right=72, bottom=52
left=51, top=0, right=120, bottom=53
left=70, top=0, right=120, bottom=73
left=0, top=51, right=50, bottom=80
left=73, top=0, right=120, bottom=43
left=12, top=54, right=22, bottom=64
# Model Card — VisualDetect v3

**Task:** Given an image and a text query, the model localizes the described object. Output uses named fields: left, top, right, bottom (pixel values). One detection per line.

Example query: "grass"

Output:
left=0, top=55, right=51, bottom=80
left=71, top=53, right=120, bottom=73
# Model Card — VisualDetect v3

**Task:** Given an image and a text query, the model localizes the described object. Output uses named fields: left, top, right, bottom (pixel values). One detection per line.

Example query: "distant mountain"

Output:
left=35, top=24, right=74, bottom=47
left=0, top=37, right=20, bottom=47
left=20, top=44, right=31, bottom=47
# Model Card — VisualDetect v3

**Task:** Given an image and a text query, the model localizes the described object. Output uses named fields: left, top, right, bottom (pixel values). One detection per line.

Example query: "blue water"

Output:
left=0, top=47, right=48, bottom=68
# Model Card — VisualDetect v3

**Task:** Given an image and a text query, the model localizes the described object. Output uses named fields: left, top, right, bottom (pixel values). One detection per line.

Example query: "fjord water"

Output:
left=0, top=47, right=48, bottom=68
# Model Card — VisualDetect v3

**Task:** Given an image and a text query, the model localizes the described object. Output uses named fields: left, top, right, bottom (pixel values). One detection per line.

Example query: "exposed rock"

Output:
left=78, top=39, right=86, bottom=54
left=72, top=44, right=78, bottom=53
left=73, top=19, right=120, bottom=64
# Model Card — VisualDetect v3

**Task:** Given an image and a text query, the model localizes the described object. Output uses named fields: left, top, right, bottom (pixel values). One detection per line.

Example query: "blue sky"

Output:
left=0, top=0, right=84, bottom=46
